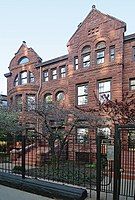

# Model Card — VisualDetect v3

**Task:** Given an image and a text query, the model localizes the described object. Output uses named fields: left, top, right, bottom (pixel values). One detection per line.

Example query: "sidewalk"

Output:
left=0, top=185, right=53, bottom=200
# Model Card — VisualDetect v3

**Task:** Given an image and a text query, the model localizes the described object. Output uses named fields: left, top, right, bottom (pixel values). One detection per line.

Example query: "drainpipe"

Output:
left=36, top=66, right=42, bottom=133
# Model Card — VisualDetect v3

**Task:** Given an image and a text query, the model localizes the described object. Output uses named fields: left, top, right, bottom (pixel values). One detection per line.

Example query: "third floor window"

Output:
left=96, top=41, right=106, bottom=65
left=60, top=66, right=66, bottom=78
left=51, top=68, right=57, bottom=80
left=43, top=70, right=49, bottom=82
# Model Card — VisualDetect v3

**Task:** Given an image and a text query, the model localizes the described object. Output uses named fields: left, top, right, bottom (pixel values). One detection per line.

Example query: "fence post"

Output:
left=96, top=132, right=102, bottom=200
left=22, top=134, right=26, bottom=179
left=113, top=124, right=121, bottom=200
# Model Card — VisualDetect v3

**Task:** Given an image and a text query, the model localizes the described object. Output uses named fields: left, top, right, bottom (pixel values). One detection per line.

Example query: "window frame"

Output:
left=18, top=56, right=30, bottom=65
left=74, top=56, right=79, bottom=70
left=98, top=79, right=111, bottom=102
left=60, top=66, right=66, bottom=78
left=129, top=78, right=135, bottom=90
left=56, top=91, right=65, bottom=102
left=76, top=127, right=89, bottom=144
left=109, top=46, right=115, bottom=61
left=44, top=93, right=53, bottom=104
left=132, top=46, right=135, bottom=61
left=96, top=41, right=106, bottom=65
left=51, top=68, right=57, bottom=80
left=76, top=83, right=88, bottom=106
left=43, top=70, right=49, bottom=82
left=82, top=53, right=91, bottom=68
left=16, top=94, right=22, bottom=112
left=26, top=94, right=36, bottom=111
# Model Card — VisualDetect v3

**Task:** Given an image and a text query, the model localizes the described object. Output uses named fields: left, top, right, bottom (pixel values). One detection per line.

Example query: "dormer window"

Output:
left=18, top=56, right=29, bottom=65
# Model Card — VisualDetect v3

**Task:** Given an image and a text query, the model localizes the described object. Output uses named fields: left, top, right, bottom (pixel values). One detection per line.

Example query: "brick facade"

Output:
left=4, top=6, right=135, bottom=144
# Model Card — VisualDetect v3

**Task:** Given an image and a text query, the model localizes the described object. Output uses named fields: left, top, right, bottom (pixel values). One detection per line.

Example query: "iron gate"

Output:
left=96, top=124, right=135, bottom=200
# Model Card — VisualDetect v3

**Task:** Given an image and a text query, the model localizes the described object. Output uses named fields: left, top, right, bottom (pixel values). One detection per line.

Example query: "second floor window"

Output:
left=29, top=72, right=35, bottom=83
left=26, top=94, right=36, bottom=111
left=43, top=70, right=49, bottom=82
left=77, top=83, right=88, bottom=105
left=129, top=78, right=135, bottom=90
left=60, top=66, right=66, bottom=78
left=98, top=80, right=111, bottom=102
left=52, top=68, right=57, bottom=80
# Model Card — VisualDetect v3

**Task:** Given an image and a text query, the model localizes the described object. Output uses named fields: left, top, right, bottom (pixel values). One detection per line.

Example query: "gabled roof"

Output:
left=67, top=5, right=126, bottom=45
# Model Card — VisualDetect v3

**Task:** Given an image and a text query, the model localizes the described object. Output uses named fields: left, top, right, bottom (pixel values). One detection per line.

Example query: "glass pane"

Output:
left=97, top=51, right=104, bottom=58
left=27, top=95, right=35, bottom=110
left=56, top=92, right=65, bottom=101
left=21, top=78, right=27, bottom=84
left=83, top=54, right=90, bottom=62
left=77, top=128, right=88, bottom=143
left=78, top=85, right=88, bottom=96
left=45, top=94, right=52, bottom=103
left=19, top=57, right=29, bottom=65
left=21, top=72, right=27, bottom=78
left=99, top=81, right=110, bottom=93
left=131, top=85, right=135, bottom=90
left=130, top=79, right=135, bottom=85
left=78, top=96, right=88, bottom=105
left=61, top=67, right=66, bottom=73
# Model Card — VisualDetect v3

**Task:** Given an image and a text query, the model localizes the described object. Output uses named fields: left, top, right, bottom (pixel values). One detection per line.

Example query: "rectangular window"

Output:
left=52, top=68, right=57, bottom=80
left=29, top=72, right=35, bottom=83
left=98, top=80, right=111, bottom=102
left=76, top=128, right=88, bottom=143
left=26, top=94, right=36, bottom=111
left=20, top=71, right=27, bottom=85
left=77, top=83, right=88, bottom=105
left=82, top=53, right=90, bottom=67
left=133, top=47, right=135, bottom=61
left=110, top=46, right=115, bottom=61
left=43, top=70, right=49, bottom=82
left=129, top=78, right=135, bottom=90
left=16, top=94, right=22, bottom=111
left=97, top=50, right=105, bottom=64
left=60, top=66, right=66, bottom=78
left=74, top=57, right=78, bottom=70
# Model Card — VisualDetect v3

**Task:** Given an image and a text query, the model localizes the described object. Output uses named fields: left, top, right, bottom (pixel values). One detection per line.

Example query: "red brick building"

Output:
left=4, top=6, right=135, bottom=150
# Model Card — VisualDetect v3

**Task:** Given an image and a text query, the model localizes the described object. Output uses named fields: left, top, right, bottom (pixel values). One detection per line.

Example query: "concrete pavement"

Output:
left=0, top=185, right=53, bottom=200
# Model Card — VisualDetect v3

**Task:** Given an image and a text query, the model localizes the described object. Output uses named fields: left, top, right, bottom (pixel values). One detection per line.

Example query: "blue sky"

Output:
left=0, top=0, right=135, bottom=95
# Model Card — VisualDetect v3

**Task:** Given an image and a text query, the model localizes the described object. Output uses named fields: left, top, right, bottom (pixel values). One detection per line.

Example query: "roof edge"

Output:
left=36, top=54, right=68, bottom=68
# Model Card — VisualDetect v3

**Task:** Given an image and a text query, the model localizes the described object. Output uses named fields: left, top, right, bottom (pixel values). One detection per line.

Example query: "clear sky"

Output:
left=0, top=0, right=135, bottom=95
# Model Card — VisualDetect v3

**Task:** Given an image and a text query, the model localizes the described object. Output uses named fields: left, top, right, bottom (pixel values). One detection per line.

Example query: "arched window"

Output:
left=14, top=75, right=19, bottom=86
left=18, top=56, right=29, bottom=65
left=81, top=46, right=91, bottom=68
left=56, top=91, right=65, bottom=102
left=44, top=93, right=52, bottom=104
left=96, top=41, right=106, bottom=64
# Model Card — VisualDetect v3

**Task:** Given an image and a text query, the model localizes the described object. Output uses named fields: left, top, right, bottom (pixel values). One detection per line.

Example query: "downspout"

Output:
left=36, top=66, right=42, bottom=133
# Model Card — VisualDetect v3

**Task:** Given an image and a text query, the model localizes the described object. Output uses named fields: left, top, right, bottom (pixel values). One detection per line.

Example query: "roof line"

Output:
left=36, top=54, right=68, bottom=68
